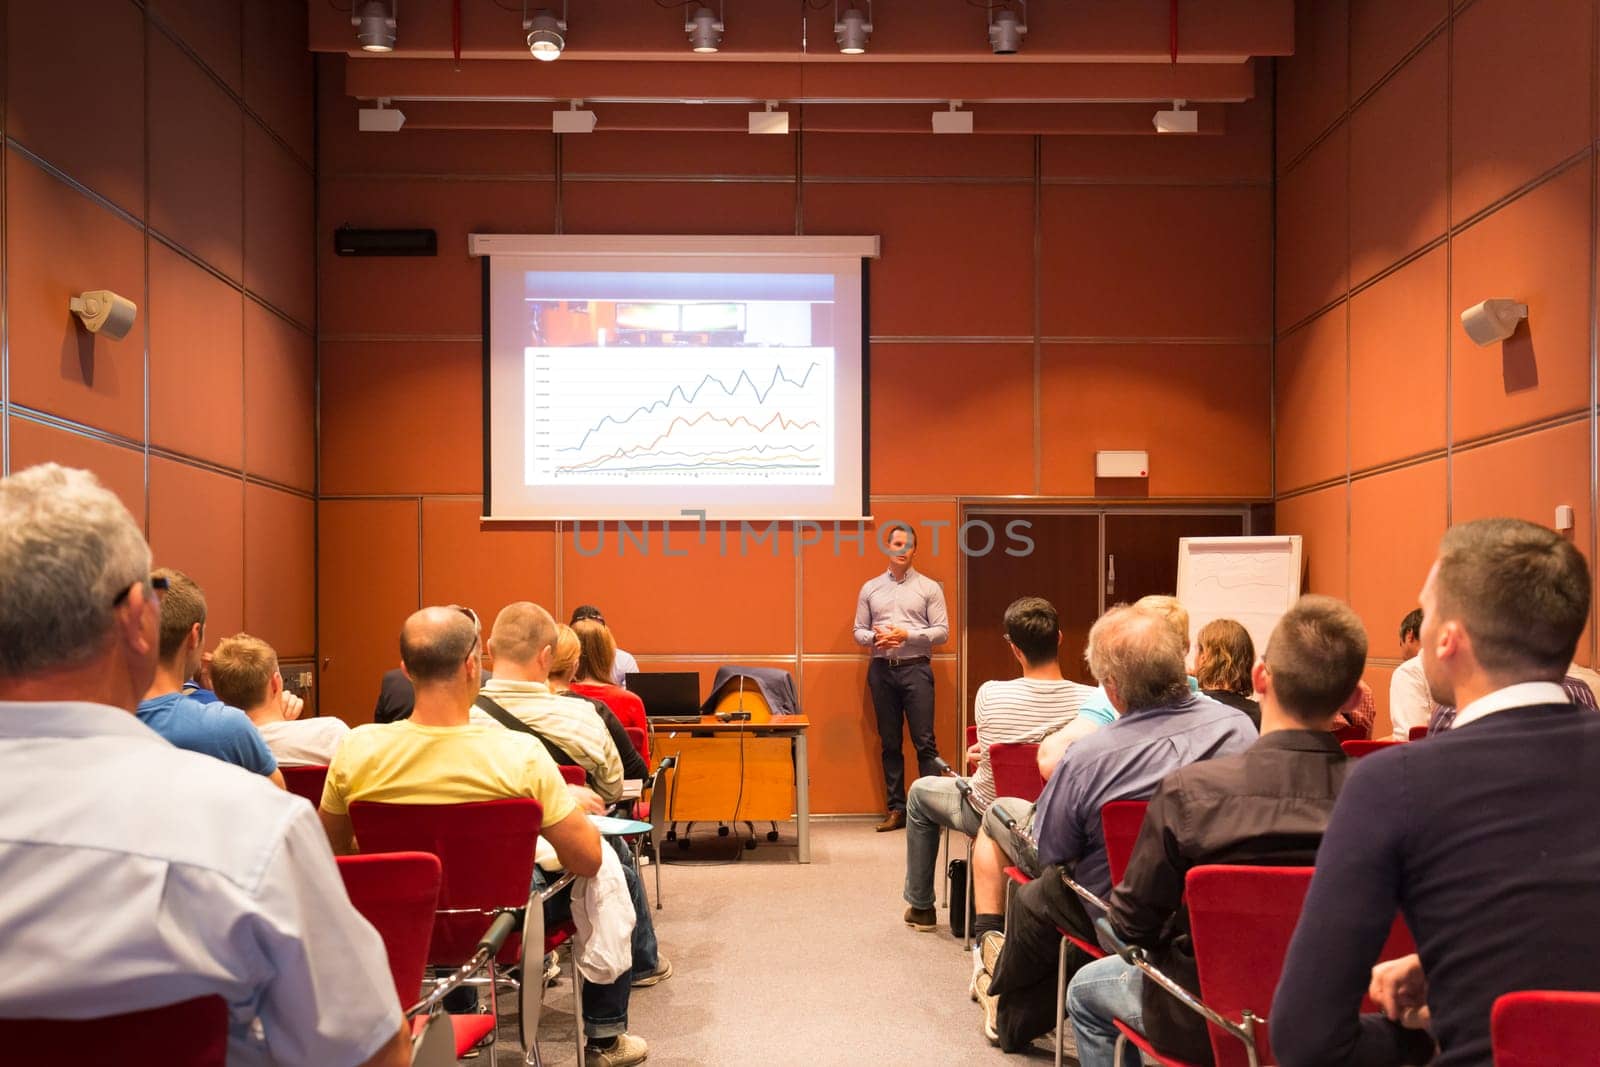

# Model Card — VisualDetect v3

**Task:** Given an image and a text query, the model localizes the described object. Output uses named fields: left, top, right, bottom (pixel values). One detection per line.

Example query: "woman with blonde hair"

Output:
left=550, top=624, right=648, bottom=777
left=571, top=618, right=651, bottom=759
left=1194, top=618, right=1261, bottom=729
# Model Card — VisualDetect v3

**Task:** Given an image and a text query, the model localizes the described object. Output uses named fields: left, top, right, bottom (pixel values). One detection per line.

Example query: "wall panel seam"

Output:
left=5, top=139, right=145, bottom=230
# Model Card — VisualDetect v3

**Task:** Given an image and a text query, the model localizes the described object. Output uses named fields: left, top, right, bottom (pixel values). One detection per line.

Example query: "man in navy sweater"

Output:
left=1272, top=517, right=1600, bottom=1066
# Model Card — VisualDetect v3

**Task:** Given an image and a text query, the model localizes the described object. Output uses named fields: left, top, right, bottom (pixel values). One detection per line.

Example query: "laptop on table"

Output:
left=626, top=672, right=702, bottom=724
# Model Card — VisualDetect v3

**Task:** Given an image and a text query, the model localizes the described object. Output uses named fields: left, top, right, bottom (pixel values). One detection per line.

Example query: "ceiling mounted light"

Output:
left=357, top=98, right=406, bottom=132
left=352, top=0, right=396, bottom=52
left=932, top=101, right=973, bottom=134
left=988, top=4, right=1027, bottom=55
left=1153, top=99, right=1198, bottom=133
left=834, top=1, right=872, bottom=54
left=524, top=2, right=567, bottom=61
left=749, top=100, right=789, bottom=135
left=686, top=4, right=725, bottom=54
left=552, top=100, right=597, bottom=134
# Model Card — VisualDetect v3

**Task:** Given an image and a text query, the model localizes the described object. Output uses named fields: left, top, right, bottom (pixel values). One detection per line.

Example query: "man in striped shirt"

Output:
left=902, top=597, right=1097, bottom=932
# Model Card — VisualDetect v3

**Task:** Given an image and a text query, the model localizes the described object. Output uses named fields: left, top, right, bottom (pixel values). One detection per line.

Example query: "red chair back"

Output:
left=1100, top=800, right=1150, bottom=884
left=557, top=764, right=587, bottom=787
left=1341, top=739, right=1402, bottom=758
left=1408, top=725, right=1430, bottom=741
left=0, top=996, right=229, bottom=1065
left=989, top=742, right=1045, bottom=802
left=624, top=726, right=648, bottom=762
left=349, top=798, right=543, bottom=966
left=1330, top=722, right=1368, bottom=743
left=1493, top=990, right=1600, bottom=1066
left=964, top=723, right=979, bottom=773
left=280, top=764, right=329, bottom=806
left=337, top=852, right=442, bottom=1008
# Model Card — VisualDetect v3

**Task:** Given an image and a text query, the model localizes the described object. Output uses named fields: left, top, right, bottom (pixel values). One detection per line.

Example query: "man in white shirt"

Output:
left=211, top=632, right=350, bottom=767
left=0, top=463, right=407, bottom=1067
left=1389, top=608, right=1432, bottom=739
left=902, top=597, right=1095, bottom=935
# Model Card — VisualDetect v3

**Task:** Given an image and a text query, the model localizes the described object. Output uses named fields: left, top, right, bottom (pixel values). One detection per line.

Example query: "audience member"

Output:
left=321, top=606, right=650, bottom=1067
left=571, top=619, right=649, bottom=741
left=373, top=605, right=487, bottom=723
left=211, top=633, right=349, bottom=767
left=572, top=605, right=640, bottom=685
left=1389, top=609, right=1431, bottom=739
left=477, top=602, right=626, bottom=802
left=136, top=568, right=283, bottom=787
left=1273, top=518, right=1600, bottom=1066
left=1336, top=679, right=1377, bottom=738
left=1193, top=617, right=1260, bottom=729
left=973, top=605, right=1257, bottom=1050
left=1065, top=595, right=1365, bottom=1065
left=0, top=464, right=406, bottom=1066
left=551, top=623, right=650, bottom=777
left=902, top=597, right=1097, bottom=941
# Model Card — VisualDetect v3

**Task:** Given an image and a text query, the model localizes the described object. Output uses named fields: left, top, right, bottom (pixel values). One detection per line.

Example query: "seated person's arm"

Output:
left=354, top=1026, right=410, bottom=1067
left=543, top=808, right=603, bottom=878
left=1106, top=784, right=1185, bottom=949
left=268, top=769, right=287, bottom=790
left=1037, top=716, right=1100, bottom=780
left=320, top=808, right=357, bottom=856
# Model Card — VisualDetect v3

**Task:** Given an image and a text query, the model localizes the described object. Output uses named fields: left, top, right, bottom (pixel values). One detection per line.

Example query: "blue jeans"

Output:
left=903, top=775, right=982, bottom=910
left=1067, top=954, right=1146, bottom=1067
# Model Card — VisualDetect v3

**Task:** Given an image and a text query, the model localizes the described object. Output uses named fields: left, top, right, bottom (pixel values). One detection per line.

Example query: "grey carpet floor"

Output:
left=491, top=818, right=1072, bottom=1065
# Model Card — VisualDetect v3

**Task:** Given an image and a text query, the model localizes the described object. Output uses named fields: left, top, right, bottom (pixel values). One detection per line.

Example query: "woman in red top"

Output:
left=570, top=618, right=650, bottom=760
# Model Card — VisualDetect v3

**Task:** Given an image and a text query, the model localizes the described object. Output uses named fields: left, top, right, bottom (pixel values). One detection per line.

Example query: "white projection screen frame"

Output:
left=471, top=234, right=878, bottom=523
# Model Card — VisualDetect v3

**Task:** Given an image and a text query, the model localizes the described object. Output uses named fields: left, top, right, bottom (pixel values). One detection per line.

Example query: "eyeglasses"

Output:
left=113, top=575, right=168, bottom=608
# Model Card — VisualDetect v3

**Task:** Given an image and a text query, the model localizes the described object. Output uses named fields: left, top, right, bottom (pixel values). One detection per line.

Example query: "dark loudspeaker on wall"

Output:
left=334, top=227, right=438, bottom=257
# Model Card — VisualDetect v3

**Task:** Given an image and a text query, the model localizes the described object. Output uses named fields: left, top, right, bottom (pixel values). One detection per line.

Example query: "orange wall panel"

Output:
left=1040, top=185, right=1271, bottom=339
left=243, top=0, right=314, bottom=162
left=1348, top=36, right=1447, bottom=287
left=149, top=31, right=244, bottom=281
left=805, top=134, right=1034, bottom=180
left=318, top=500, right=421, bottom=722
left=1348, top=0, right=1446, bottom=99
left=420, top=500, right=560, bottom=621
left=149, top=0, right=242, bottom=93
left=565, top=132, right=794, bottom=177
left=1274, top=309, right=1348, bottom=493
left=1452, top=421, right=1593, bottom=570
left=1039, top=344, right=1271, bottom=498
left=6, top=0, right=145, bottom=215
left=1450, top=0, right=1593, bottom=224
left=1349, top=461, right=1446, bottom=659
left=244, top=124, right=315, bottom=327
left=1276, top=125, right=1349, bottom=329
left=1276, top=0, right=1349, bottom=168
left=1450, top=160, right=1593, bottom=442
left=243, top=302, right=316, bottom=491
left=7, top=420, right=147, bottom=529
left=562, top=181, right=795, bottom=236
left=869, top=343, right=1034, bottom=495
left=1275, top=484, right=1349, bottom=600
left=244, top=484, right=315, bottom=658
left=319, top=340, right=482, bottom=495
left=805, top=183, right=1034, bottom=337
left=801, top=501, right=963, bottom=656
left=149, top=242, right=244, bottom=468
left=149, top=457, right=246, bottom=645
left=6, top=150, right=147, bottom=442
left=319, top=178, right=555, bottom=337
left=1348, top=246, right=1447, bottom=472
left=561, top=523, right=798, bottom=656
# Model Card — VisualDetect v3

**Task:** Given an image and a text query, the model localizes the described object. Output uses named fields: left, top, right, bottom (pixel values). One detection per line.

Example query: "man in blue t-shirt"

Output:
left=136, top=568, right=281, bottom=786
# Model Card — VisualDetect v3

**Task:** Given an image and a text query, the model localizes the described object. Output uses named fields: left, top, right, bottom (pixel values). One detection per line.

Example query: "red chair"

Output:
left=1330, top=722, right=1369, bottom=743
left=1492, top=990, right=1600, bottom=1066
left=1101, top=800, right=1150, bottom=885
left=963, top=723, right=979, bottom=773
left=557, top=764, right=587, bottom=787
left=0, top=997, right=229, bottom=1065
left=349, top=798, right=577, bottom=1067
left=1342, top=739, right=1402, bottom=758
left=989, top=741, right=1046, bottom=802
left=280, top=764, right=329, bottom=806
left=1408, top=725, right=1430, bottom=741
left=624, top=725, right=648, bottom=763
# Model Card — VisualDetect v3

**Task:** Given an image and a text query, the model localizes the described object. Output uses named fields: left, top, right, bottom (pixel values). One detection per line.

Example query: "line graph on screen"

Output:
left=526, top=348, right=833, bottom=485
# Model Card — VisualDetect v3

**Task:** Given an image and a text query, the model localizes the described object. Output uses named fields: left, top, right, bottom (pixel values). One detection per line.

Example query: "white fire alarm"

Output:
left=1096, top=450, right=1149, bottom=479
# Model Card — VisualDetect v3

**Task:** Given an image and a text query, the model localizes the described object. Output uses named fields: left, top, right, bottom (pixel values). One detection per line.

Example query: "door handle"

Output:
left=1106, top=554, right=1115, bottom=597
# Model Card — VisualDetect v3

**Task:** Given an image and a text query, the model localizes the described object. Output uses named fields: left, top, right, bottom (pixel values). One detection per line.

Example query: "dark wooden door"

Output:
left=1102, top=513, right=1245, bottom=608
left=964, top=513, right=1101, bottom=705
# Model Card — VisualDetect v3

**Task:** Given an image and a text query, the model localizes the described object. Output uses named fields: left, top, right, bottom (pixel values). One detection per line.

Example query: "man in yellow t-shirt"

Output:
left=319, top=606, right=648, bottom=1067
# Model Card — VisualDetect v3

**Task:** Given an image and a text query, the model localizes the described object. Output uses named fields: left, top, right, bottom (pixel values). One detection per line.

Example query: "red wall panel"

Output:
left=1276, top=126, right=1349, bottom=329
left=1349, top=461, right=1446, bottom=659
left=244, top=484, right=316, bottom=658
left=1274, top=309, right=1348, bottom=493
left=8, top=420, right=147, bottom=529
left=149, top=242, right=244, bottom=468
left=318, top=500, right=421, bottom=722
left=149, top=457, right=246, bottom=645
left=243, top=302, right=316, bottom=492
left=1348, top=247, right=1447, bottom=472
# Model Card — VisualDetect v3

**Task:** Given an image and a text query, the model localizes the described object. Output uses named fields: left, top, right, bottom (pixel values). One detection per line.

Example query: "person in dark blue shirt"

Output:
left=135, top=568, right=280, bottom=785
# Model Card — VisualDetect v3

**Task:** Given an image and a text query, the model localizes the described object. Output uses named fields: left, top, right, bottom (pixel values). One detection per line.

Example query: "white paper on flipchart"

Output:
left=1176, top=536, right=1304, bottom=665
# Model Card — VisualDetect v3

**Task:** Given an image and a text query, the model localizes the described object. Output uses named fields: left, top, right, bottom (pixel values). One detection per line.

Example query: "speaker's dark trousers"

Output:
left=868, top=657, right=939, bottom=812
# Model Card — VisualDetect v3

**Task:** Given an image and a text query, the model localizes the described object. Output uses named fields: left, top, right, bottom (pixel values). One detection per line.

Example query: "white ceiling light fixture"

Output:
left=552, top=99, right=597, bottom=134
left=524, top=1, right=568, bottom=61
left=932, top=101, right=973, bottom=134
left=749, top=100, right=789, bottom=135
left=834, top=1, right=873, bottom=55
left=352, top=0, right=397, bottom=52
left=357, top=98, right=406, bottom=132
left=988, top=3, right=1028, bottom=55
left=686, top=4, right=725, bottom=54
left=1153, top=99, right=1198, bottom=133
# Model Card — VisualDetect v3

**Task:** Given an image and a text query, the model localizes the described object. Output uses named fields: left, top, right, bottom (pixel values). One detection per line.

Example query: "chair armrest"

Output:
left=1094, top=916, right=1140, bottom=963
left=406, top=906, right=524, bottom=1019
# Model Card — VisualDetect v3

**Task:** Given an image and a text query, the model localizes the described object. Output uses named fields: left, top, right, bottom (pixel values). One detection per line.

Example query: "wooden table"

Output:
left=649, top=715, right=812, bottom=863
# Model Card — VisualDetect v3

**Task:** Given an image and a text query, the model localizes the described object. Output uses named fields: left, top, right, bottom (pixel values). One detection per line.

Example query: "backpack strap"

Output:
left=473, top=694, right=585, bottom=773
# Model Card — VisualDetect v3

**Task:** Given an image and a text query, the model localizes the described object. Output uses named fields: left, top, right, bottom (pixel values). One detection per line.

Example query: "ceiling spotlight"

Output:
left=749, top=100, right=789, bottom=135
left=686, top=4, right=725, bottom=54
left=1153, top=99, right=1198, bottom=133
left=834, top=2, right=872, bottom=54
left=988, top=4, right=1027, bottom=55
left=524, top=3, right=567, bottom=61
left=552, top=100, right=597, bottom=134
left=357, top=99, right=406, bottom=132
left=352, top=0, right=396, bottom=52
left=932, top=101, right=973, bottom=134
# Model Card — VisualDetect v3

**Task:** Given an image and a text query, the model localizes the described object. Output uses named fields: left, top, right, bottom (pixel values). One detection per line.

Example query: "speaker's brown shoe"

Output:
left=876, top=810, right=906, bottom=832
